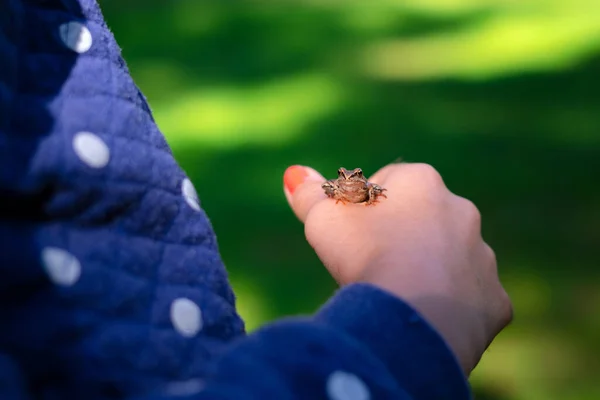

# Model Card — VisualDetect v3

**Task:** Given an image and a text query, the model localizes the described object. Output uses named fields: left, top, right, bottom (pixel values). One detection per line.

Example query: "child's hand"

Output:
left=283, top=163, right=513, bottom=375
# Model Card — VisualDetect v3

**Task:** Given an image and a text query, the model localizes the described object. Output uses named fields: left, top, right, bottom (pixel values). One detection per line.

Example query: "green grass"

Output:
left=99, top=1, right=600, bottom=398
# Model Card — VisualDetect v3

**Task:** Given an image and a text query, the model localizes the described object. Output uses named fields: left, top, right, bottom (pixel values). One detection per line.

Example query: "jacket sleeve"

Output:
left=138, top=284, right=472, bottom=400
left=0, top=1, right=470, bottom=399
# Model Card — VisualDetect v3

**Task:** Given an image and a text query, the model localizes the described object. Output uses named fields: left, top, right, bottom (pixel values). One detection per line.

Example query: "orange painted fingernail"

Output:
left=283, top=165, right=309, bottom=195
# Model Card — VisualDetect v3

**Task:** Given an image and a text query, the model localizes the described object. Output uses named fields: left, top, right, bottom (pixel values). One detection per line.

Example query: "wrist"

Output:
left=402, top=296, right=484, bottom=375
left=315, top=283, right=472, bottom=399
left=358, top=267, right=483, bottom=375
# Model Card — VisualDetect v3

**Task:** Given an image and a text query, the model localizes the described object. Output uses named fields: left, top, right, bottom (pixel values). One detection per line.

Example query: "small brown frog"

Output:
left=322, top=167, right=387, bottom=205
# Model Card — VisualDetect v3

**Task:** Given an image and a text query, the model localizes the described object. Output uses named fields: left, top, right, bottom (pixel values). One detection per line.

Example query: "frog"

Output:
left=322, top=167, right=387, bottom=205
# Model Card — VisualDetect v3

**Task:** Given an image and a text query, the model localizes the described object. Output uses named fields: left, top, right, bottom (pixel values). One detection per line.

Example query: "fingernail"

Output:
left=283, top=165, right=310, bottom=195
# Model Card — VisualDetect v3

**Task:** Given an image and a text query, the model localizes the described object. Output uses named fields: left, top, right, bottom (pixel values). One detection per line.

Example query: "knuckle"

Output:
left=381, top=163, right=404, bottom=177
left=484, top=243, right=497, bottom=265
left=500, top=289, right=514, bottom=325
left=412, top=163, right=444, bottom=187
left=462, top=198, right=482, bottom=225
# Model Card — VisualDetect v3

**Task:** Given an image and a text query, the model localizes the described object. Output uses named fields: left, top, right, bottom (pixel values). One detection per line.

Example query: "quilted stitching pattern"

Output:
left=0, top=1, right=473, bottom=400
left=0, top=0, right=244, bottom=398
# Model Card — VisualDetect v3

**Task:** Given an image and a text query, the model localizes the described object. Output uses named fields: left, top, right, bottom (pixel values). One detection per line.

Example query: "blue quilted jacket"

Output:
left=0, top=1, right=471, bottom=399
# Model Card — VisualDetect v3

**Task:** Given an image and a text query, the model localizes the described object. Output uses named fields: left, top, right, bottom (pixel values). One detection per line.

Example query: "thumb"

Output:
left=283, top=165, right=327, bottom=223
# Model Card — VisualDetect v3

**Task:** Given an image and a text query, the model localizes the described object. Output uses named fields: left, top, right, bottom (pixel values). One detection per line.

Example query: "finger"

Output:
left=283, top=165, right=327, bottom=223
left=368, top=161, right=407, bottom=185
left=371, top=162, right=450, bottom=197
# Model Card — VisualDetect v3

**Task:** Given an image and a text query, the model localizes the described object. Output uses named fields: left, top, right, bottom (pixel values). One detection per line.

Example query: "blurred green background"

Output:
left=99, top=1, right=599, bottom=399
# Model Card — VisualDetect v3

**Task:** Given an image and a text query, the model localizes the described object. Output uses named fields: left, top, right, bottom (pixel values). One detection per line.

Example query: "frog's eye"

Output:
left=337, top=168, right=346, bottom=176
left=353, top=168, right=363, bottom=176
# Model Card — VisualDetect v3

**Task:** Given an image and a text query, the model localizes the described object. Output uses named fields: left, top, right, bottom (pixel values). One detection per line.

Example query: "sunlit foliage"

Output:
left=100, top=1, right=600, bottom=399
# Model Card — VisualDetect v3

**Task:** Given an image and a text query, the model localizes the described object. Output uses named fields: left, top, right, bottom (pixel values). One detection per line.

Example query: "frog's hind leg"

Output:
left=323, top=184, right=347, bottom=205
left=365, top=194, right=378, bottom=206
left=325, top=186, right=346, bottom=205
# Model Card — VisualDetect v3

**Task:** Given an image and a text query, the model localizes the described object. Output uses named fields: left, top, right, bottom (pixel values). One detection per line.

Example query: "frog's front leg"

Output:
left=365, top=183, right=387, bottom=206
left=322, top=180, right=347, bottom=204
left=322, top=180, right=337, bottom=198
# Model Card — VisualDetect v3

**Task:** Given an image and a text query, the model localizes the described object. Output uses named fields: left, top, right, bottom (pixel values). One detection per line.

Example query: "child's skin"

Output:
left=283, top=162, right=513, bottom=376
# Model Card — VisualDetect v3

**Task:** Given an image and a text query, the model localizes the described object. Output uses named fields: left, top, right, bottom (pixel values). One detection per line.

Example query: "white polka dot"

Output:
left=41, top=247, right=82, bottom=286
left=73, top=131, right=110, bottom=168
left=164, top=379, right=204, bottom=396
left=58, top=21, right=93, bottom=53
left=181, top=178, right=200, bottom=211
left=326, top=371, right=370, bottom=400
left=170, top=298, right=202, bottom=337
